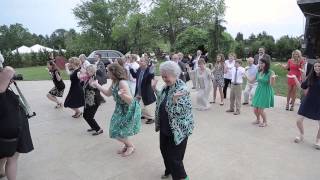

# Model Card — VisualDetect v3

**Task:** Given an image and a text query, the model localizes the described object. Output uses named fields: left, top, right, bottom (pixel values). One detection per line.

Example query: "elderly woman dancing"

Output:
left=152, top=61, right=194, bottom=180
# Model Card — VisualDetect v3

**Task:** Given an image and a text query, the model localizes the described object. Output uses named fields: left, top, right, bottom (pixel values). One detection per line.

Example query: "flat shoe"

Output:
left=92, top=129, right=103, bottom=136
left=314, top=143, right=320, bottom=150
left=294, top=136, right=304, bottom=143
left=122, top=146, right=135, bottom=157
left=259, top=123, right=267, bottom=127
left=87, top=129, right=95, bottom=132
left=161, top=174, right=170, bottom=179
left=72, top=112, right=83, bottom=118
left=117, top=145, right=127, bottom=154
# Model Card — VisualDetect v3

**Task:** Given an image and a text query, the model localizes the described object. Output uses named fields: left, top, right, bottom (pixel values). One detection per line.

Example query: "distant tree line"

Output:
left=0, top=0, right=302, bottom=68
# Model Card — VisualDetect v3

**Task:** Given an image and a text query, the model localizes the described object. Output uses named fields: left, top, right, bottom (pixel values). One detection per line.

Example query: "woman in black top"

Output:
left=83, top=65, right=103, bottom=136
left=64, top=57, right=85, bottom=118
left=46, top=60, right=65, bottom=108
left=290, top=60, right=320, bottom=149
left=0, top=66, right=34, bottom=179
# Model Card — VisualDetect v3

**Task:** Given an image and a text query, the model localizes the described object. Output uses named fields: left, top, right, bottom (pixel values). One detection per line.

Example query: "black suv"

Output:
left=87, top=50, right=124, bottom=66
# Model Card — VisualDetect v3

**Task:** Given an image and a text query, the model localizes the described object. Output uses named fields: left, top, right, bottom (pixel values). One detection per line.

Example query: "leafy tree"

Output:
left=275, top=35, right=301, bottom=61
left=73, top=0, right=139, bottom=48
left=235, top=32, right=244, bottom=42
left=175, top=27, right=208, bottom=54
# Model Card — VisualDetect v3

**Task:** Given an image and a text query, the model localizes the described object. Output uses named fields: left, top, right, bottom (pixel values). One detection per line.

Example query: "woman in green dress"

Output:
left=247, top=58, right=276, bottom=127
left=91, top=63, right=141, bottom=157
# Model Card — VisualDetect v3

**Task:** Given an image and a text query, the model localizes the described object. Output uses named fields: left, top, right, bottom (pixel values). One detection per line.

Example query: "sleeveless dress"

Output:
left=252, top=70, right=274, bottom=108
left=0, top=89, right=34, bottom=158
left=64, top=68, right=85, bottom=108
left=287, top=59, right=304, bottom=86
left=298, top=77, right=320, bottom=120
left=109, top=82, right=141, bottom=139
left=49, top=70, right=65, bottom=97
left=212, top=63, right=225, bottom=87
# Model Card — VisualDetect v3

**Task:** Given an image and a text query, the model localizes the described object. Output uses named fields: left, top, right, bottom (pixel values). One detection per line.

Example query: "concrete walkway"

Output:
left=12, top=80, right=320, bottom=180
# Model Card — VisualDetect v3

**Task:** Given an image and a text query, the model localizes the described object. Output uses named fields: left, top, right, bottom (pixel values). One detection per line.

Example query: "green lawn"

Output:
left=15, top=63, right=290, bottom=97
left=15, top=66, right=69, bottom=81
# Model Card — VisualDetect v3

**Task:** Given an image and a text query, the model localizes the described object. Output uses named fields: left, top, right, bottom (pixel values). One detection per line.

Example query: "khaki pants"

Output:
left=230, top=84, right=242, bottom=112
left=140, top=101, right=155, bottom=120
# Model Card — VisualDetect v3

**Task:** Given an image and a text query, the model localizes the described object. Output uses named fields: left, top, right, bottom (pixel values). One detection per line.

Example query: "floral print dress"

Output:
left=109, top=82, right=141, bottom=139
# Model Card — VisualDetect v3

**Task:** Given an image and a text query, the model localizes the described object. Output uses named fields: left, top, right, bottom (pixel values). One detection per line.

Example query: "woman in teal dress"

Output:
left=248, top=58, right=276, bottom=127
left=92, top=63, right=141, bottom=157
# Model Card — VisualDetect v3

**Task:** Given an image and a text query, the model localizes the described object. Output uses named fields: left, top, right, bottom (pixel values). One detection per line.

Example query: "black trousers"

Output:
left=223, top=78, right=232, bottom=99
left=83, top=105, right=101, bottom=132
left=160, top=132, right=188, bottom=180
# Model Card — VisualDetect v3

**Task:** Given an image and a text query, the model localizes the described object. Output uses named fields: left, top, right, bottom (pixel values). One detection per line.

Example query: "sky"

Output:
left=0, top=0, right=305, bottom=40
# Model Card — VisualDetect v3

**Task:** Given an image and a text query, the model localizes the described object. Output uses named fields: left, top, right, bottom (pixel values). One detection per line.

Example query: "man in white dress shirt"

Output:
left=226, top=59, right=246, bottom=115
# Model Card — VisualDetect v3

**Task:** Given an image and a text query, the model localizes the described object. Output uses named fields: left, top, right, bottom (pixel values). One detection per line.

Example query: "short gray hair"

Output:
left=79, top=54, right=87, bottom=61
left=160, top=61, right=181, bottom=78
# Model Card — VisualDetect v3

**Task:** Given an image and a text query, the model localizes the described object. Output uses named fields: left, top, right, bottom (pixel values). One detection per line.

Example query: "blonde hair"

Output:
left=228, top=52, right=237, bottom=59
left=69, top=57, right=81, bottom=67
left=292, top=50, right=302, bottom=60
left=86, top=64, right=96, bottom=75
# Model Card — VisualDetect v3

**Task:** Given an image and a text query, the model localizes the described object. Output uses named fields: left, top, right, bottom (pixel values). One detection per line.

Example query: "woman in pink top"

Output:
left=282, top=50, right=305, bottom=111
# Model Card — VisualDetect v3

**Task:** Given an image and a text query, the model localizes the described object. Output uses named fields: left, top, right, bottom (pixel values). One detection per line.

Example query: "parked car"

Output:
left=87, top=50, right=124, bottom=66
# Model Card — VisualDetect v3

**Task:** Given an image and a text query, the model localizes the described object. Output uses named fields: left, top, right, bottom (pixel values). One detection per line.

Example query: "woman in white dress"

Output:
left=189, top=58, right=212, bottom=110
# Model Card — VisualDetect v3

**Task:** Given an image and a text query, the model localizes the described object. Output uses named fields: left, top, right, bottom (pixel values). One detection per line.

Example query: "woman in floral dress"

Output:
left=92, top=63, right=141, bottom=157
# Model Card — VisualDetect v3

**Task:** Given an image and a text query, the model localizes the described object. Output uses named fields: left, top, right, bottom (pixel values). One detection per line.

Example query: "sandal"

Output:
left=122, top=146, right=135, bottom=157
left=117, top=145, right=128, bottom=154
left=289, top=106, right=294, bottom=111
left=285, top=104, right=289, bottom=111
left=55, top=103, right=62, bottom=109
left=314, top=143, right=320, bottom=150
left=72, top=112, right=83, bottom=118
left=294, top=136, right=304, bottom=143
left=259, top=122, right=267, bottom=127
left=220, top=102, right=224, bottom=106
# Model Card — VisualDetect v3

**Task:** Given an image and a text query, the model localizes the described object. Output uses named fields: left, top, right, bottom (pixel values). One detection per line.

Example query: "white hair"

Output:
left=79, top=54, right=87, bottom=61
left=160, top=61, right=181, bottom=78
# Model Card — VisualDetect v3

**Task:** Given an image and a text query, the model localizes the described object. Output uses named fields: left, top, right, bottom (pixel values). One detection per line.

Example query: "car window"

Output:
left=108, top=52, right=121, bottom=57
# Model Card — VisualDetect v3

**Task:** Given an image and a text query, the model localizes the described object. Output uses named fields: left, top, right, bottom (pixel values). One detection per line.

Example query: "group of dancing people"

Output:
left=174, top=47, right=320, bottom=149
left=43, top=52, right=193, bottom=180
left=1, top=46, right=320, bottom=180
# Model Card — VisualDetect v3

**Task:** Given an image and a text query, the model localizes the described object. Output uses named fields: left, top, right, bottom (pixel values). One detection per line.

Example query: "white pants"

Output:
left=243, top=83, right=257, bottom=103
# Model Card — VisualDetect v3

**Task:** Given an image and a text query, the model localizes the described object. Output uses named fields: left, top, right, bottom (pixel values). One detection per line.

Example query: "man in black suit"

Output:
left=94, top=53, right=107, bottom=85
left=130, top=56, right=156, bottom=124
left=253, top=47, right=271, bottom=65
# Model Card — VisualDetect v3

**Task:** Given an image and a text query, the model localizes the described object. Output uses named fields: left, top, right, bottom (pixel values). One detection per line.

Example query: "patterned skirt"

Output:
left=49, top=87, right=64, bottom=97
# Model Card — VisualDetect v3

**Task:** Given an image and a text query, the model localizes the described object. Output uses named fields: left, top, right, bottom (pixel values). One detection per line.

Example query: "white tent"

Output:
left=11, top=45, right=32, bottom=54
left=30, top=44, right=55, bottom=53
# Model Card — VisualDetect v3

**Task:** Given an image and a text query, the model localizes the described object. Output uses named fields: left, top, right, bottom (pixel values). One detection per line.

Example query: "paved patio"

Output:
left=12, top=80, right=320, bottom=180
